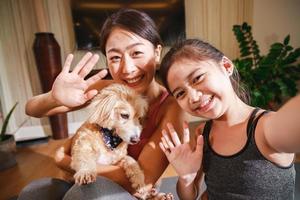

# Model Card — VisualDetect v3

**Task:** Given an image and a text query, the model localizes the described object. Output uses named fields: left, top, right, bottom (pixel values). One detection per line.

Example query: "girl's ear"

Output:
left=221, top=56, right=234, bottom=76
left=154, top=44, right=162, bottom=63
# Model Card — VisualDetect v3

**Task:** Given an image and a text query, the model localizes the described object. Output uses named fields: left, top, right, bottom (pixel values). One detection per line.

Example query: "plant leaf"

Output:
left=284, top=35, right=290, bottom=45
left=0, top=102, right=18, bottom=140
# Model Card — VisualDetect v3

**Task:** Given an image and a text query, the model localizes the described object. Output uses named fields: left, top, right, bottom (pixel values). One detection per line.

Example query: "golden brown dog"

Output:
left=70, top=83, right=151, bottom=198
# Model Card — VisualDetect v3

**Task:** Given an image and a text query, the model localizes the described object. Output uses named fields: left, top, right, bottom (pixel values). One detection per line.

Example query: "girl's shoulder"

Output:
left=254, top=111, right=294, bottom=167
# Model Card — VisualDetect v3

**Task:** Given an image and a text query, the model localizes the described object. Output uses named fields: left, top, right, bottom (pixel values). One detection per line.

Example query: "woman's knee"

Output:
left=63, top=176, right=136, bottom=200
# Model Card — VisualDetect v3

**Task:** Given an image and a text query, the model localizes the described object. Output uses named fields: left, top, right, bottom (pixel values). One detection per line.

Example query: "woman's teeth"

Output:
left=127, top=77, right=141, bottom=84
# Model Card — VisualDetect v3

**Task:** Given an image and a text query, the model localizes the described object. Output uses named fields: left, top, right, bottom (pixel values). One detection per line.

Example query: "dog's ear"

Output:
left=87, top=92, right=118, bottom=126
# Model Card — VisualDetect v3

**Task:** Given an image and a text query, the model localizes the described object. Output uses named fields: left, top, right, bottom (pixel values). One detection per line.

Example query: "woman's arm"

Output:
left=54, top=137, right=134, bottom=191
left=25, top=53, right=109, bottom=117
left=263, top=94, right=300, bottom=153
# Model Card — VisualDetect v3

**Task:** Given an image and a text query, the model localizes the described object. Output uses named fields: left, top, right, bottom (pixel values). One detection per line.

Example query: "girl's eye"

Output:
left=120, top=113, right=129, bottom=119
left=192, top=74, right=203, bottom=85
left=174, top=90, right=186, bottom=99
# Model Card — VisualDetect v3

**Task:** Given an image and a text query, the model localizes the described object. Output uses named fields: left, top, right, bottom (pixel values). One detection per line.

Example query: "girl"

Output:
left=23, top=9, right=184, bottom=199
left=159, top=39, right=299, bottom=200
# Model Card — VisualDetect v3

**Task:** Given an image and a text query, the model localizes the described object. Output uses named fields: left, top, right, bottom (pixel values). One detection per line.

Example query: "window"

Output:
left=71, top=0, right=186, bottom=50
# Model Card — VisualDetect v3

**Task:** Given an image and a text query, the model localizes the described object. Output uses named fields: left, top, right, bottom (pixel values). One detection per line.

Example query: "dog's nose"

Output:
left=130, top=136, right=140, bottom=144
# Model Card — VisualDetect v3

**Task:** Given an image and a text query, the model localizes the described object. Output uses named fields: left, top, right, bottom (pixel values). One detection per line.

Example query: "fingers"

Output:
left=195, top=135, right=204, bottom=155
left=72, top=52, right=93, bottom=74
left=166, top=123, right=181, bottom=146
left=84, top=89, right=98, bottom=101
left=78, top=54, right=100, bottom=78
left=62, top=54, right=74, bottom=73
left=159, top=142, right=169, bottom=155
left=162, top=129, right=175, bottom=149
left=183, top=121, right=190, bottom=144
left=72, top=52, right=99, bottom=77
left=85, top=69, right=108, bottom=86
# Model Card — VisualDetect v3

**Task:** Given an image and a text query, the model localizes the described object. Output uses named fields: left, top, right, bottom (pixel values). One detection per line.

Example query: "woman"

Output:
left=23, top=8, right=184, bottom=199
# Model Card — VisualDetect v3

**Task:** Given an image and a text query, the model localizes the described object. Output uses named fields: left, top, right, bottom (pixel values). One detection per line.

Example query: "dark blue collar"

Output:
left=100, top=127, right=123, bottom=150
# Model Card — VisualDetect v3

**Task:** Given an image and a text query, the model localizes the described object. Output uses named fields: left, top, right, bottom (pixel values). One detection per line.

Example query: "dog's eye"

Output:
left=120, top=113, right=129, bottom=119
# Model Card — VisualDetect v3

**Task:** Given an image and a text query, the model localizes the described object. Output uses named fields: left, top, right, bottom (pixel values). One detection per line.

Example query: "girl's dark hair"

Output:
left=99, top=8, right=163, bottom=55
left=159, top=39, right=249, bottom=103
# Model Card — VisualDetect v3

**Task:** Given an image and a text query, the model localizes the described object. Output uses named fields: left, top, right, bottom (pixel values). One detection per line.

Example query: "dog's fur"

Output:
left=70, top=83, right=153, bottom=198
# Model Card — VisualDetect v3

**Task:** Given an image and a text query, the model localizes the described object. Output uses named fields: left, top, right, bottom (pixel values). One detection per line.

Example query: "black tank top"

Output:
left=202, top=108, right=296, bottom=200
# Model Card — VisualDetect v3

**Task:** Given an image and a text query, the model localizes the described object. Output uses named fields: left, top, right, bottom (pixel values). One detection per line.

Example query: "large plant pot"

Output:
left=0, top=135, right=17, bottom=171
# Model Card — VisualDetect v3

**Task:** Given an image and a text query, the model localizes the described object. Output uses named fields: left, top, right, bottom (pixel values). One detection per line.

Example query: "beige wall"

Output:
left=0, top=0, right=299, bottom=141
left=253, top=0, right=300, bottom=54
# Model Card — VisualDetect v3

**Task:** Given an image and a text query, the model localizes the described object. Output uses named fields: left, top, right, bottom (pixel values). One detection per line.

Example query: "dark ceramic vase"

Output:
left=33, top=32, right=68, bottom=139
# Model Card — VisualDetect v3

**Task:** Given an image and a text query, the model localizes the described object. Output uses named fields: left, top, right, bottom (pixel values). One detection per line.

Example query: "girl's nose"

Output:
left=188, top=87, right=202, bottom=104
left=121, top=54, right=136, bottom=74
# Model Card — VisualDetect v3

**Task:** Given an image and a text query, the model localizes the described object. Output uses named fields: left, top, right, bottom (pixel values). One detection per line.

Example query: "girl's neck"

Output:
left=214, top=96, right=253, bottom=127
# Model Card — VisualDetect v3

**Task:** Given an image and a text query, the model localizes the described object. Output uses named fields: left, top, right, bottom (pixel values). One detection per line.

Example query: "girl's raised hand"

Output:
left=159, top=122, right=204, bottom=178
left=51, top=52, right=108, bottom=107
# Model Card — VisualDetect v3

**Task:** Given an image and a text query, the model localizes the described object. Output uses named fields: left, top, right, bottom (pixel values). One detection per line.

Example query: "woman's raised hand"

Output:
left=51, top=52, right=108, bottom=107
left=159, top=122, right=204, bottom=178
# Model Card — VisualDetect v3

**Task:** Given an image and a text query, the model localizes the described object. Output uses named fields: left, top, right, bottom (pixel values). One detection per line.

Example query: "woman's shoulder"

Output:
left=161, top=93, right=183, bottom=112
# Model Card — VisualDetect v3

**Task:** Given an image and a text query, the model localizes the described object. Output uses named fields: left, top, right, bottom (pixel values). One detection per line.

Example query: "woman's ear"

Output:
left=154, top=44, right=162, bottom=63
left=221, top=56, right=234, bottom=76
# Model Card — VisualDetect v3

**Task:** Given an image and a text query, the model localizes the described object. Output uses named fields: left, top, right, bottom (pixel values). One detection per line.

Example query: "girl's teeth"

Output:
left=200, top=96, right=212, bottom=108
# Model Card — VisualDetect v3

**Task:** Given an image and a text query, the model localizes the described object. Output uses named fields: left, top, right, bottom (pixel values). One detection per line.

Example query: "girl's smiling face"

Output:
left=105, top=27, right=161, bottom=94
left=167, top=58, right=234, bottom=119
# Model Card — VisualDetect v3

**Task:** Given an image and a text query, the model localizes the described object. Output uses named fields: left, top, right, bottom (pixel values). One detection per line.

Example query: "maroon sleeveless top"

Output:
left=127, top=91, right=169, bottom=160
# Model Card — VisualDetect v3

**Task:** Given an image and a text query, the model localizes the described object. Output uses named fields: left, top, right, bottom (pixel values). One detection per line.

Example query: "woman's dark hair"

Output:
left=159, top=39, right=249, bottom=103
left=99, top=8, right=163, bottom=55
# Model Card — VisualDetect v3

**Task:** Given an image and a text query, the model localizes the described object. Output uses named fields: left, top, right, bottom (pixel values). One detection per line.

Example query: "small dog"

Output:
left=69, top=83, right=152, bottom=198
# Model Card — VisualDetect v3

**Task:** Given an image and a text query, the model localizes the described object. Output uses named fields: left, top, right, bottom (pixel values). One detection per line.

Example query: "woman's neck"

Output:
left=144, top=80, right=165, bottom=104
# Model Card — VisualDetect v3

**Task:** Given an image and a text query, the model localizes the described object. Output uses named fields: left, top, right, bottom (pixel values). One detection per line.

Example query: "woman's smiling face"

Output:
left=167, top=58, right=234, bottom=119
left=105, top=27, right=161, bottom=94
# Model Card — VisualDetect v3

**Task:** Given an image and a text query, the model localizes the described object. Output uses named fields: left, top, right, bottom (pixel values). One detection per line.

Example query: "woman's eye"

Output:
left=132, top=51, right=143, bottom=57
left=120, top=113, right=129, bottom=119
left=110, top=56, right=121, bottom=63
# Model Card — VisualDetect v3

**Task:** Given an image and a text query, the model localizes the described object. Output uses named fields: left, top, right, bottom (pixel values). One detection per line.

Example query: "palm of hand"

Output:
left=50, top=53, right=107, bottom=108
left=52, top=72, right=89, bottom=107
left=167, top=143, right=202, bottom=177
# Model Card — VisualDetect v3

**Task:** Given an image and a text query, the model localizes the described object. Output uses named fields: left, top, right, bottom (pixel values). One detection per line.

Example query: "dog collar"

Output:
left=100, top=127, right=123, bottom=150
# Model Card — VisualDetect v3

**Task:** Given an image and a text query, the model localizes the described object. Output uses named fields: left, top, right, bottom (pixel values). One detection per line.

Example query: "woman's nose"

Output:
left=188, top=87, right=202, bottom=104
left=121, top=54, right=136, bottom=74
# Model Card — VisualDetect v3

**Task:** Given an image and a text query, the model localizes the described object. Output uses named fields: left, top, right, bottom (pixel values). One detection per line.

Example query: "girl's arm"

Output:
left=25, top=53, right=109, bottom=117
left=55, top=97, right=186, bottom=193
left=159, top=120, right=204, bottom=200
left=263, top=94, right=300, bottom=153
left=177, top=168, right=204, bottom=200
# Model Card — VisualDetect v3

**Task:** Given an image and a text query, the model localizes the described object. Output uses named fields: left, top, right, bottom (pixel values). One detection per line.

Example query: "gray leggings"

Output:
left=17, top=176, right=136, bottom=200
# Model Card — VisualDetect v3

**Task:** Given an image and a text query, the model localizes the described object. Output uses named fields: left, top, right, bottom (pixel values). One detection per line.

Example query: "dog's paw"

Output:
left=150, top=192, right=174, bottom=200
left=132, top=184, right=153, bottom=200
left=74, top=170, right=97, bottom=185
left=133, top=189, right=148, bottom=200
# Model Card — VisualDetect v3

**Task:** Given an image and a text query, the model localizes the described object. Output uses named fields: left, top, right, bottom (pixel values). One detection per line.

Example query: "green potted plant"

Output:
left=0, top=102, right=18, bottom=171
left=232, top=22, right=300, bottom=109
